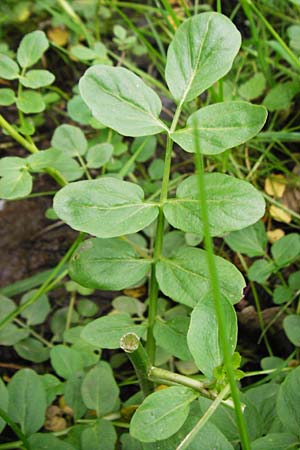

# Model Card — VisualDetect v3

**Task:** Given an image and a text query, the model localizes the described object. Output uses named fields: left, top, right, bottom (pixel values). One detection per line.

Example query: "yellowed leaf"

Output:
left=123, top=285, right=146, bottom=298
left=155, top=384, right=168, bottom=391
left=267, top=228, right=285, bottom=243
left=121, top=405, right=138, bottom=421
left=265, top=174, right=286, bottom=198
left=47, top=27, right=69, bottom=46
left=269, top=205, right=291, bottom=223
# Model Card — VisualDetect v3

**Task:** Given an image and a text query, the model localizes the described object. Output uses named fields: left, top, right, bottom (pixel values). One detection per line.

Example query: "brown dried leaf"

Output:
left=282, top=164, right=300, bottom=214
left=45, top=415, right=67, bottom=431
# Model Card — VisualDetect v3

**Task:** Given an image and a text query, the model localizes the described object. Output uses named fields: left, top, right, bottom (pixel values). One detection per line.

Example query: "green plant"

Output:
left=52, top=11, right=268, bottom=448
left=1, top=6, right=300, bottom=450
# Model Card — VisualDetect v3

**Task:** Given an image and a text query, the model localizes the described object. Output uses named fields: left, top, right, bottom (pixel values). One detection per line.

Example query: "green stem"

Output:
left=0, top=114, right=67, bottom=187
left=14, top=318, right=53, bottom=348
left=0, top=442, right=23, bottom=450
left=0, top=234, right=84, bottom=329
left=0, top=408, right=31, bottom=450
left=146, top=106, right=182, bottom=363
left=193, top=122, right=251, bottom=449
left=120, top=333, right=154, bottom=397
left=119, top=138, right=150, bottom=178
left=176, top=384, right=230, bottom=450
left=77, top=154, right=92, bottom=180
left=149, top=367, right=211, bottom=398
left=65, top=291, right=76, bottom=332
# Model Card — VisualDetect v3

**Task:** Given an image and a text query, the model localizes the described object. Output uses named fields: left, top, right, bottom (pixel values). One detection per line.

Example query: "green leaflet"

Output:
left=251, top=433, right=299, bottom=450
left=271, top=233, right=300, bottom=267
left=163, top=173, right=265, bottom=236
left=130, top=386, right=197, bottom=442
left=0, top=170, right=32, bottom=200
left=20, top=69, right=55, bottom=88
left=79, top=65, right=167, bottom=136
left=0, top=88, right=15, bottom=105
left=28, top=433, right=76, bottom=450
left=224, top=221, right=268, bottom=257
left=53, top=178, right=159, bottom=238
left=153, top=317, right=192, bottom=361
left=8, top=369, right=47, bottom=436
left=17, top=30, right=49, bottom=68
left=69, top=238, right=152, bottom=290
left=283, top=315, right=300, bottom=346
left=50, top=345, right=85, bottom=379
left=165, top=12, right=241, bottom=104
left=14, top=338, right=50, bottom=363
left=0, top=157, right=27, bottom=175
left=81, top=419, right=117, bottom=450
left=81, top=362, right=120, bottom=417
left=0, top=378, right=8, bottom=433
left=16, top=90, right=45, bottom=114
left=0, top=54, right=19, bottom=80
left=187, top=293, right=237, bottom=379
left=156, top=247, right=245, bottom=307
left=81, top=313, right=146, bottom=349
left=86, top=143, right=113, bottom=168
left=171, top=102, right=267, bottom=154
left=51, top=124, right=87, bottom=157
left=276, top=366, right=300, bottom=436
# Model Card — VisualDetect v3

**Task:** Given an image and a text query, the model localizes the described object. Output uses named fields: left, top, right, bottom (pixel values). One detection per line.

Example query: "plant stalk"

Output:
left=193, top=121, right=251, bottom=449
left=149, top=367, right=211, bottom=398
left=146, top=105, right=182, bottom=363
left=0, top=114, right=67, bottom=187
left=120, top=333, right=154, bottom=397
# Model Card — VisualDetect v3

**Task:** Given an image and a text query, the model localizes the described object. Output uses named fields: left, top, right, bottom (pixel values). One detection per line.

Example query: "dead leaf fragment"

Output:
left=282, top=164, right=300, bottom=214
left=47, top=27, right=69, bottom=46
left=265, top=174, right=286, bottom=198
left=123, top=285, right=146, bottom=298
left=267, top=228, right=285, bottom=243
left=45, top=415, right=67, bottom=431
left=269, top=205, right=292, bottom=223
